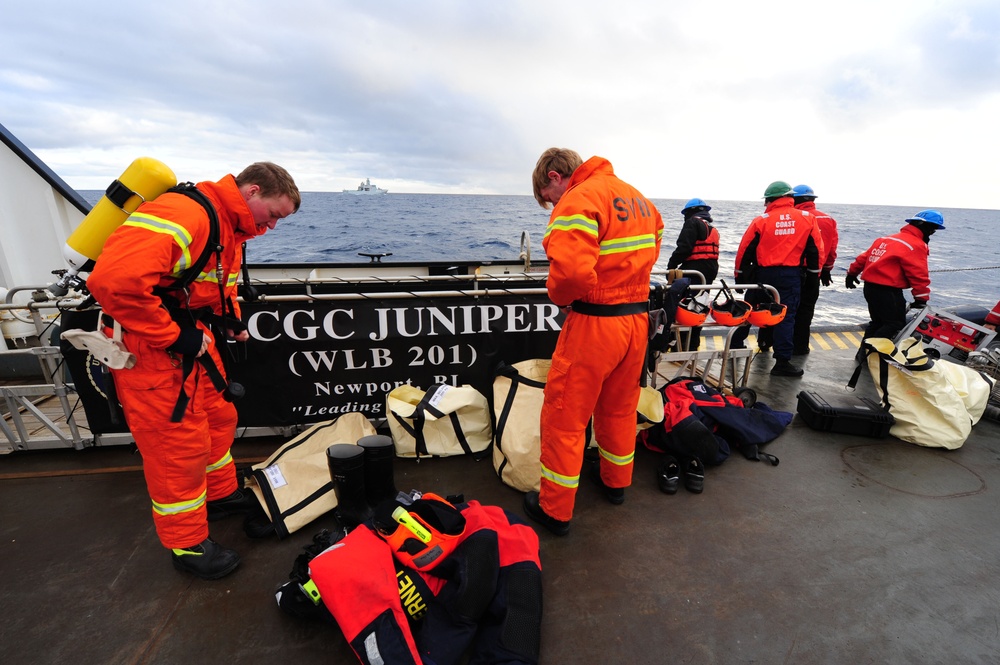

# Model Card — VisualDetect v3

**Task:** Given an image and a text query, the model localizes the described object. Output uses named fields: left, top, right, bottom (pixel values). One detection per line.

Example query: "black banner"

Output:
left=62, top=292, right=564, bottom=434
left=62, top=291, right=565, bottom=432
left=223, top=293, right=564, bottom=427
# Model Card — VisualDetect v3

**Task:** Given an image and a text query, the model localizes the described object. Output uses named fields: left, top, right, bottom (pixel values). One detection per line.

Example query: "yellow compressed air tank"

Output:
left=63, top=157, right=177, bottom=271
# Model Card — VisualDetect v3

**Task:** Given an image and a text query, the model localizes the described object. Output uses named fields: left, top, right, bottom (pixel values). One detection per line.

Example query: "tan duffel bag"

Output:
left=245, top=412, right=376, bottom=538
left=494, top=359, right=632, bottom=492
left=386, top=383, right=492, bottom=459
left=861, top=336, right=995, bottom=449
left=492, top=359, right=551, bottom=492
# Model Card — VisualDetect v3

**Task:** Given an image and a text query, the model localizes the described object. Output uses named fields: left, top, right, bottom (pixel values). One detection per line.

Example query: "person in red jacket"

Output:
left=985, top=300, right=1000, bottom=331
left=846, top=210, right=944, bottom=345
left=733, top=181, right=824, bottom=376
left=525, top=148, right=663, bottom=535
left=88, top=162, right=300, bottom=578
left=791, top=185, right=839, bottom=355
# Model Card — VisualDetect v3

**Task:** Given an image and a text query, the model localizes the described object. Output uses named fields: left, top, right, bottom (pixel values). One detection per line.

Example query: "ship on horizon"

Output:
left=343, top=177, right=388, bottom=194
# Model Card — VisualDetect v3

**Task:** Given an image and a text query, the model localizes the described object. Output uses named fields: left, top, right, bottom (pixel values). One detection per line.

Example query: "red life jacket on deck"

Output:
left=308, top=495, right=542, bottom=665
left=641, top=377, right=791, bottom=465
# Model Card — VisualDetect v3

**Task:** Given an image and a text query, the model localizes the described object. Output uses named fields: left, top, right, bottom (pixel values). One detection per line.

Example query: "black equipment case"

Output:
left=795, top=391, right=895, bottom=438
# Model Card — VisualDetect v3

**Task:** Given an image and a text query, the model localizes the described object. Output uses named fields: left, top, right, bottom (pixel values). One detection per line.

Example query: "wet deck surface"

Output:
left=3, top=342, right=1000, bottom=664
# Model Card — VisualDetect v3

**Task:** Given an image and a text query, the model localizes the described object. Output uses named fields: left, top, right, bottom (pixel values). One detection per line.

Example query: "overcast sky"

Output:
left=3, top=0, right=999, bottom=209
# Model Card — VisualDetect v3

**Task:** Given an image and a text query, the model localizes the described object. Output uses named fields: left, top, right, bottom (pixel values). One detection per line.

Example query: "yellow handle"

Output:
left=392, top=506, right=432, bottom=543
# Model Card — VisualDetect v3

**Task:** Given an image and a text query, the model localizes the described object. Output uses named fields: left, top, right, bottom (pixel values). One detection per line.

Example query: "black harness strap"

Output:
left=240, top=242, right=261, bottom=302
left=170, top=354, right=198, bottom=422
left=105, top=179, right=138, bottom=209
left=160, top=183, right=223, bottom=293
left=153, top=184, right=239, bottom=422
left=169, top=352, right=233, bottom=423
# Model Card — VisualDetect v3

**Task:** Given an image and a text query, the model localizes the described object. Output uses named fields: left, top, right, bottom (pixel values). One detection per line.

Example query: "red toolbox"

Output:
left=895, top=306, right=996, bottom=363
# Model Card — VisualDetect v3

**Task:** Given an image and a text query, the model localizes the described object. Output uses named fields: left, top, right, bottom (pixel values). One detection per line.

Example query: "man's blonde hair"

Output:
left=532, top=148, right=583, bottom=209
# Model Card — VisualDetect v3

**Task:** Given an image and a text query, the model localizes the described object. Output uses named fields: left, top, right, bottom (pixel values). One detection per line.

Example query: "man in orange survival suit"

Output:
left=524, top=148, right=663, bottom=536
left=88, top=163, right=300, bottom=578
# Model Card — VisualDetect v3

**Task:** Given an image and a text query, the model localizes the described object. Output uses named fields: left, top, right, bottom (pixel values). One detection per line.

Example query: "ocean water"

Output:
left=81, top=191, right=999, bottom=326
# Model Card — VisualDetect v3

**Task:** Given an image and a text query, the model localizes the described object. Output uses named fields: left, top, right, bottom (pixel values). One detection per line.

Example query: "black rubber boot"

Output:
left=770, top=358, right=804, bottom=377
left=523, top=491, right=570, bottom=536
left=589, top=461, right=625, bottom=505
left=357, top=435, right=398, bottom=506
left=207, top=488, right=254, bottom=522
left=327, top=443, right=374, bottom=528
left=171, top=537, right=241, bottom=580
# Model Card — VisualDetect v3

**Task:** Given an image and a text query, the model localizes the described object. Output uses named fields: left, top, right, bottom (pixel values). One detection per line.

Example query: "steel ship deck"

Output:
left=2, top=340, right=1000, bottom=664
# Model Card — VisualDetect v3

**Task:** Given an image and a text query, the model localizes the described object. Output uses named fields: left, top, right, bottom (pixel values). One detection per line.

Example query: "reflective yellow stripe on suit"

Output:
left=206, top=451, right=233, bottom=474
left=540, top=463, right=580, bottom=489
left=598, top=446, right=634, bottom=467
left=123, top=212, right=195, bottom=274
left=152, top=490, right=207, bottom=516
left=599, top=233, right=657, bottom=256
left=545, top=215, right=600, bottom=239
left=196, top=270, right=239, bottom=287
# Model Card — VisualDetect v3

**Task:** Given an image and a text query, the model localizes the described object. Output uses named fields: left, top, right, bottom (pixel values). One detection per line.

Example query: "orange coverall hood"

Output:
left=198, top=175, right=261, bottom=241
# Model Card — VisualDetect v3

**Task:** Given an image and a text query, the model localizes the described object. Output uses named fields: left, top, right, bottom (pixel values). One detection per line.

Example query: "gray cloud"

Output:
left=914, top=2, right=1000, bottom=94
left=817, top=1, right=1000, bottom=121
left=2, top=1, right=998, bottom=207
left=2, top=1, right=545, bottom=190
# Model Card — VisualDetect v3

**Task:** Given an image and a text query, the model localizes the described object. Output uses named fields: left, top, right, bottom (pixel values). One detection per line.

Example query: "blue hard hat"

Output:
left=792, top=184, right=816, bottom=198
left=905, top=209, right=946, bottom=229
left=682, top=197, right=711, bottom=214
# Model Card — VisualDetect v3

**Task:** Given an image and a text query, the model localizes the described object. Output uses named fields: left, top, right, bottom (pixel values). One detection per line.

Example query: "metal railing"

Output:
left=2, top=286, right=90, bottom=452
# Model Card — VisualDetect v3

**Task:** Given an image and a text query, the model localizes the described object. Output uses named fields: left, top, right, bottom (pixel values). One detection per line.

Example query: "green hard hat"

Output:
left=762, top=181, right=794, bottom=199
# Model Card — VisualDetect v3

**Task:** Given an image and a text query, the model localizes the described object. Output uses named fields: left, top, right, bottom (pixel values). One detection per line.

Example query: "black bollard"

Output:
left=357, top=435, right=398, bottom=506
left=326, top=443, right=373, bottom=528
